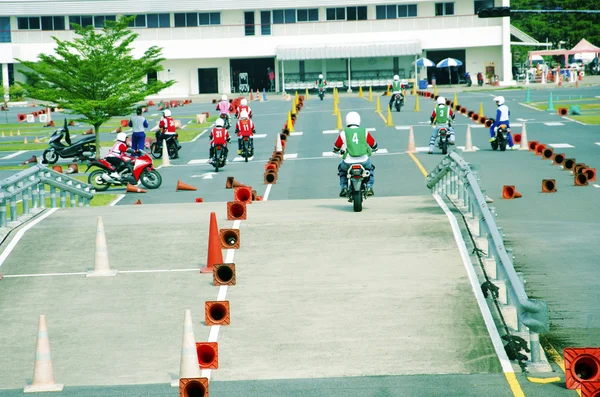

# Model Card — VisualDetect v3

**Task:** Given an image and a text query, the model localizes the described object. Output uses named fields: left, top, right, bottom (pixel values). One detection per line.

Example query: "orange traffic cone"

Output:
left=225, top=176, right=247, bottom=189
left=502, top=185, right=522, bottom=199
left=176, top=180, right=197, bottom=191
left=201, top=212, right=224, bottom=274
left=126, top=183, right=146, bottom=193
left=406, top=126, right=416, bottom=153
left=134, top=199, right=142, bottom=205
left=23, top=315, right=64, bottom=393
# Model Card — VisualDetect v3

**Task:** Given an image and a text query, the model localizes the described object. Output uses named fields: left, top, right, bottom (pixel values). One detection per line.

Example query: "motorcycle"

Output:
left=150, top=132, right=180, bottom=160
left=86, top=150, right=162, bottom=191
left=393, top=92, right=404, bottom=112
left=219, top=113, right=231, bottom=129
left=42, top=126, right=97, bottom=164
left=210, top=143, right=229, bottom=172
left=477, top=72, right=484, bottom=87
left=346, top=162, right=372, bottom=212
left=465, top=72, right=472, bottom=87
left=318, top=87, right=325, bottom=101
left=240, top=136, right=253, bottom=162
left=435, top=125, right=452, bottom=155
left=489, top=120, right=510, bottom=151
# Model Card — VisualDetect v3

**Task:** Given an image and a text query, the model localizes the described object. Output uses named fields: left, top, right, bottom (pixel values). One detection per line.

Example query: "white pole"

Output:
left=347, top=58, right=352, bottom=93
left=281, top=60, right=285, bottom=94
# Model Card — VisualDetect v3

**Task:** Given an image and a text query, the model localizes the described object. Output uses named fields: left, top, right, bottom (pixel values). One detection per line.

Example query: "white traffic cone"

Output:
left=406, top=126, right=416, bottom=153
left=463, top=125, right=475, bottom=152
left=519, top=122, right=529, bottom=151
left=275, top=133, right=283, bottom=152
left=171, top=309, right=202, bottom=387
left=23, top=315, right=64, bottom=393
left=162, top=139, right=171, bottom=167
left=86, top=216, right=118, bottom=277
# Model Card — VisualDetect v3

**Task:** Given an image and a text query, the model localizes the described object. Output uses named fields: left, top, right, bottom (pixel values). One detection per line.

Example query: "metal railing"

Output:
left=426, top=151, right=550, bottom=369
left=0, top=164, right=95, bottom=228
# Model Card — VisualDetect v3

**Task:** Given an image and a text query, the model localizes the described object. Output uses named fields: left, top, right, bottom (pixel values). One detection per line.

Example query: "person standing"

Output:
left=129, top=107, right=149, bottom=153
left=268, top=67, right=275, bottom=92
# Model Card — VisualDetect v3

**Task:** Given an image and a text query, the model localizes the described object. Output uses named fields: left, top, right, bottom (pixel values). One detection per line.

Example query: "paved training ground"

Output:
left=1, top=85, right=599, bottom=396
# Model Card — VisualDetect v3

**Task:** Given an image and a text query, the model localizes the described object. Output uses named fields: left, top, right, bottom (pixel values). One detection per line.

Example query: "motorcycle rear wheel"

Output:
left=491, top=140, right=499, bottom=151
left=141, top=169, right=162, bottom=189
left=150, top=143, right=162, bottom=159
left=441, top=141, right=448, bottom=155
left=88, top=169, right=111, bottom=192
left=352, top=190, right=363, bottom=212
left=43, top=149, right=59, bottom=164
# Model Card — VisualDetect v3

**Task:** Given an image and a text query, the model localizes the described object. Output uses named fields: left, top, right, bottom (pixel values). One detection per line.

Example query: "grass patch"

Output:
left=569, top=115, right=600, bottom=124
left=0, top=141, right=114, bottom=152
left=528, top=100, right=600, bottom=112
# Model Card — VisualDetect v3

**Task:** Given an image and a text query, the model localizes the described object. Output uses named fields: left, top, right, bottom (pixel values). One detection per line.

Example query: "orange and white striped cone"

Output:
left=23, top=315, right=64, bottom=393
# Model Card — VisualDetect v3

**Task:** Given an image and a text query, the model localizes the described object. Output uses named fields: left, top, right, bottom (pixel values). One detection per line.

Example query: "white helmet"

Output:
left=240, top=98, right=248, bottom=106
left=240, top=110, right=249, bottom=119
left=393, top=75, right=399, bottom=81
left=221, top=95, right=227, bottom=101
left=318, top=74, right=323, bottom=79
left=437, top=96, right=446, bottom=105
left=345, top=111, right=361, bottom=127
left=163, top=109, right=171, bottom=117
left=116, top=132, right=127, bottom=142
left=215, top=118, right=224, bottom=127
left=494, top=96, right=505, bottom=105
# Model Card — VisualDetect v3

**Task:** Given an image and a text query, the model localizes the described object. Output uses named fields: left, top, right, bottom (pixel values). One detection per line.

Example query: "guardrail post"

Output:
left=39, top=184, right=46, bottom=208
left=457, top=178, right=464, bottom=202
left=32, top=186, right=39, bottom=209
left=0, top=201, right=6, bottom=227
left=9, top=197, right=17, bottom=222
left=59, top=190, right=66, bottom=208
left=22, top=187, right=30, bottom=215
left=69, top=191, right=76, bottom=207
left=530, top=332, right=542, bottom=363
left=50, top=186, right=57, bottom=208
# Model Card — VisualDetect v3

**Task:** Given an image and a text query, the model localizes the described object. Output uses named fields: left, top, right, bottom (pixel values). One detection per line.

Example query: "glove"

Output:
left=371, top=143, right=379, bottom=152
left=333, top=147, right=340, bottom=153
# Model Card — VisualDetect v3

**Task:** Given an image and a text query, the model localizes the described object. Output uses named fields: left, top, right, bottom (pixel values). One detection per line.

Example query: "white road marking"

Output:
left=263, top=184, right=272, bottom=201
left=187, top=159, right=210, bottom=164
left=253, top=134, right=267, bottom=138
left=0, top=150, right=28, bottom=160
left=548, top=143, right=575, bottom=148
left=373, top=148, right=388, bottom=154
left=290, top=132, right=303, bottom=136
left=109, top=195, right=126, bottom=206
left=544, top=122, right=565, bottom=126
left=283, top=153, right=297, bottom=159
left=322, top=129, right=339, bottom=134
left=395, top=126, right=411, bottom=130
left=233, top=156, right=254, bottom=162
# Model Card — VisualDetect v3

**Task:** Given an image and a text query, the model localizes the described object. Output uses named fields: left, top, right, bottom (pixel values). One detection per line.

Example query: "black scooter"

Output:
left=42, top=119, right=97, bottom=164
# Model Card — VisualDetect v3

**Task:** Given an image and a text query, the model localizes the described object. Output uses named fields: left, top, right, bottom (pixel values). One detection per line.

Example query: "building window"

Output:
left=297, top=9, right=318, bottom=22
left=17, top=17, right=41, bottom=30
left=260, top=11, right=271, bottom=35
left=0, top=63, right=15, bottom=85
left=147, top=13, right=170, bottom=28
left=126, top=15, right=147, bottom=28
left=435, top=2, right=455, bottom=16
left=272, top=9, right=296, bottom=24
left=174, top=13, right=220, bottom=27
left=244, top=11, right=255, bottom=36
left=0, top=17, right=10, bottom=43
left=299, top=60, right=305, bottom=81
left=147, top=70, right=158, bottom=84
left=346, top=6, right=367, bottom=21
left=69, top=15, right=116, bottom=29
left=41, top=16, right=65, bottom=30
left=326, top=8, right=346, bottom=21
left=398, top=4, right=418, bottom=17
left=376, top=5, right=396, bottom=19
left=474, top=0, right=493, bottom=14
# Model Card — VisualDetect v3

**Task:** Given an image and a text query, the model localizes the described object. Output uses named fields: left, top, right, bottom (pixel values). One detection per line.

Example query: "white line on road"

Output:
left=0, top=208, right=59, bottom=268
left=322, top=129, right=339, bottom=134
left=109, top=194, right=126, bottom=206
left=0, top=150, right=28, bottom=160
left=2, top=268, right=202, bottom=278
left=263, top=184, right=272, bottom=201
left=200, top=219, right=241, bottom=382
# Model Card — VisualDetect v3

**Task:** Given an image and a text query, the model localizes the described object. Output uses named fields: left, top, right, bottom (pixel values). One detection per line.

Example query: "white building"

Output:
left=0, top=0, right=516, bottom=98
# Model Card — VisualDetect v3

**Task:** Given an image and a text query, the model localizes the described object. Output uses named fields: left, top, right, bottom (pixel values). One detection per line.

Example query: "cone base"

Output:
left=86, top=269, right=118, bottom=277
left=170, top=379, right=179, bottom=387
left=24, top=384, right=64, bottom=393
left=200, top=266, right=213, bottom=274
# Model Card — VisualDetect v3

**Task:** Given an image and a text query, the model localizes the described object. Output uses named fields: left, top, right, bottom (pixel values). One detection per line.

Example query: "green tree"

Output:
left=16, top=16, right=175, bottom=158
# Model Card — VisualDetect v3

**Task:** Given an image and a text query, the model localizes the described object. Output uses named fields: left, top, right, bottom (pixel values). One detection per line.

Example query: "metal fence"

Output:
left=426, top=151, right=550, bottom=370
left=0, top=164, right=95, bottom=228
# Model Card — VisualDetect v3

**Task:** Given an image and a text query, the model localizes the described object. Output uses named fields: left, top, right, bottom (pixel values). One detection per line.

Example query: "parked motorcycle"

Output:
left=86, top=150, right=162, bottom=191
left=435, top=125, right=452, bottom=155
left=318, top=87, right=325, bottom=101
left=489, top=120, right=510, bottom=151
left=477, top=72, right=484, bottom=87
left=240, top=136, right=253, bottom=162
left=465, top=72, right=472, bottom=87
left=210, top=143, right=229, bottom=172
left=150, top=132, right=180, bottom=160
left=393, top=92, right=404, bottom=112
left=42, top=124, right=96, bottom=164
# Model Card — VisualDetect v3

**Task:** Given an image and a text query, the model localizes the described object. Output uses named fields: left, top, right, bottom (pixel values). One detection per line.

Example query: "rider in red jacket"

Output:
left=235, top=98, right=253, bottom=119
left=235, top=110, right=255, bottom=155
left=209, top=118, right=230, bottom=162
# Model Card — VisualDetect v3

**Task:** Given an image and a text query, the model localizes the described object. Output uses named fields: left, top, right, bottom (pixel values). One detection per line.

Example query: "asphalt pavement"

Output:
left=1, top=86, right=598, bottom=396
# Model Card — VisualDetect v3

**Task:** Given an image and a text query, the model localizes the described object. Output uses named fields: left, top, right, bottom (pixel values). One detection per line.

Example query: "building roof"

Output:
left=276, top=40, right=421, bottom=61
